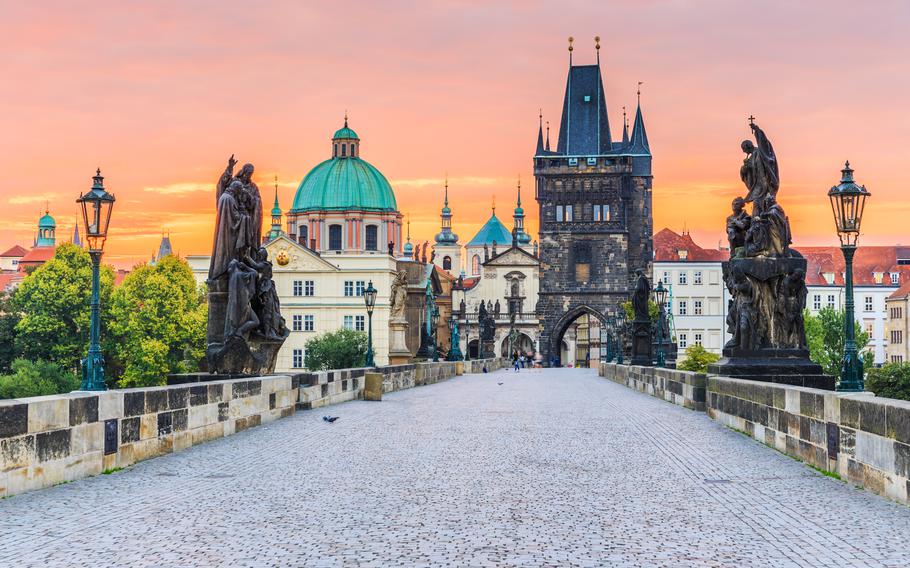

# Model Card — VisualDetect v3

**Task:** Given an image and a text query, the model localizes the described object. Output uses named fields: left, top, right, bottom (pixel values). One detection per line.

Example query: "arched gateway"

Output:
left=533, top=45, right=654, bottom=366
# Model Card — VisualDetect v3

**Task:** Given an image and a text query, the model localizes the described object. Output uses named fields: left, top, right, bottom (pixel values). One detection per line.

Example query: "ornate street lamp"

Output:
left=363, top=280, right=377, bottom=367
left=604, top=316, right=615, bottom=362
left=431, top=304, right=440, bottom=362
left=447, top=312, right=464, bottom=361
left=654, top=281, right=668, bottom=368
left=77, top=169, right=115, bottom=391
left=615, top=311, right=626, bottom=365
left=828, top=161, right=871, bottom=392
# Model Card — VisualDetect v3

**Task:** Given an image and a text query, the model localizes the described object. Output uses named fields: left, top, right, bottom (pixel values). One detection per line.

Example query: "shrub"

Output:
left=304, top=328, right=368, bottom=371
left=677, top=344, right=720, bottom=373
left=865, top=363, right=910, bottom=401
left=0, top=359, right=79, bottom=399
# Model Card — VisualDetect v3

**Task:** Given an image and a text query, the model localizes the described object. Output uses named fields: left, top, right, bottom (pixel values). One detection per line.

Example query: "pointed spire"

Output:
left=73, top=219, right=82, bottom=248
left=516, top=175, right=522, bottom=208
left=492, top=194, right=496, bottom=216
left=273, top=175, right=280, bottom=209
left=536, top=109, right=545, bottom=155
left=444, top=173, right=449, bottom=207
left=630, top=85, right=650, bottom=155
left=568, top=36, right=574, bottom=65
left=622, top=106, right=629, bottom=145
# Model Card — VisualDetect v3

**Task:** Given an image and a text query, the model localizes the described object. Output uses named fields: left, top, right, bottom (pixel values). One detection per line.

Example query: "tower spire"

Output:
left=268, top=174, right=284, bottom=240
left=622, top=106, right=629, bottom=145
left=517, top=174, right=521, bottom=207
left=444, top=173, right=449, bottom=206
left=630, top=84, right=650, bottom=155
left=536, top=109, right=545, bottom=155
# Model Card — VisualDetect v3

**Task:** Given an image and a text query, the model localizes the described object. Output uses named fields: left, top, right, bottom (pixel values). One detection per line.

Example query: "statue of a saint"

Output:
left=761, top=195, right=791, bottom=257
left=741, top=121, right=779, bottom=216
left=209, top=177, right=249, bottom=280
left=776, top=268, right=807, bottom=347
left=631, top=269, right=651, bottom=322
left=390, top=270, right=408, bottom=320
left=726, top=197, right=750, bottom=255
left=236, top=163, right=262, bottom=248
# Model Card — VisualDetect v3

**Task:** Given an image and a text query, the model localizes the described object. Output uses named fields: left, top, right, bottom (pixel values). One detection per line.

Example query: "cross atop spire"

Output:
left=344, top=109, right=348, bottom=127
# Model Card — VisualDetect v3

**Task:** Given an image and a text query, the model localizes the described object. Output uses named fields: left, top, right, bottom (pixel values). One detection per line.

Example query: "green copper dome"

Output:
left=333, top=125, right=359, bottom=139
left=291, top=157, right=397, bottom=213
left=467, top=213, right=512, bottom=247
left=38, top=212, right=56, bottom=228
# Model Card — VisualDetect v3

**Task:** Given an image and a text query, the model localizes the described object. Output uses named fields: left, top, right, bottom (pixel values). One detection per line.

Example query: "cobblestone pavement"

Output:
left=2, top=368, right=910, bottom=567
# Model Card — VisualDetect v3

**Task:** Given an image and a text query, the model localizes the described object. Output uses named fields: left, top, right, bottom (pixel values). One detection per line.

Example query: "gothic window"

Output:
left=443, top=256, right=452, bottom=270
left=472, top=255, right=480, bottom=275
left=365, top=225, right=378, bottom=251
left=329, top=224, right=342, bottom=250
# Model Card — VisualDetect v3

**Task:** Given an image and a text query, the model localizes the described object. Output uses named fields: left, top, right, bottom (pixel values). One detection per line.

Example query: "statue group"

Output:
left=711, top=122, right=830, bottom=388
left=206, top=156, right=289, bottom=374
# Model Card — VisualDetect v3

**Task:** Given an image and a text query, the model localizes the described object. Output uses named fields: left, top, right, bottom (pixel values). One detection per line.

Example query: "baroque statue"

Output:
left=631, top=269, right=651, bottom=322
left=711, top=120, right=830, bottom=388
left=206, top=156, right=289, bottom=374
left=390, top=270, right=409, bottom=321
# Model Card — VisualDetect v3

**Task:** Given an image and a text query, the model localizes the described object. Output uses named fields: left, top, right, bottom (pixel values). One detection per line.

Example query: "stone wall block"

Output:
left=784, top=389, right=800, bottom=415
left=35, top=429, right=70, bottom=462
left=167, top=388, right=189, bottom=410
left=71, top=422, right=103, bottom=455
left=188, top=404, right=217, bottom=430
left=120, top=417, right=140, bottom=444
left=855, top=430, right=895, bottom=472
left=893, top=441, right=910, bottom=478
left=139, top=414, right=157, bottom=440
left=1, top=435, right=35, bottom=472
left=97, top=391, right=123, bottom=421
left=68, top=396, right=99, bottom=426
left=0, top=404, right=28, bottom=440
left=28, top=397, right=69, bottom=433
left=858, top=399, right=887, bottom=437
left=144, top=390, right=169, bottom=414
left=886, top=404, right=910, bottom=444
left=189, top=385, right=209, bottom=406
left=123, top=392, right=145, bottom=417
left=823, top=393, right=841, bottom=424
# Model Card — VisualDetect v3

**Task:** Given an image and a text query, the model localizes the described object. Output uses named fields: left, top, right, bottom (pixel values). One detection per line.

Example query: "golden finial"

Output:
left=344, top=109, right=348, bottom=127
left=637, top=81, right=643, bottom=104
left=568, top=36, right=574, bottom=52
left=492, top=194, right=496, bottom=215
left=595, top=36, right=601, bottom=50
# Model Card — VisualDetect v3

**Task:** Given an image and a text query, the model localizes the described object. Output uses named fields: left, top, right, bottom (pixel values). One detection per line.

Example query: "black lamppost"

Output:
left=431, top=304, right=440, bottom=362
left=604, top=316, right=615, bottom=362
left=364, top=280, right=377, bottom=367
left=615, top=311, right=626, bottom=365
left=828, top=161, right=871, bottom=392
left=77, top=169, right=115, bottom=391
left=654, top=281, right=668, bottom=368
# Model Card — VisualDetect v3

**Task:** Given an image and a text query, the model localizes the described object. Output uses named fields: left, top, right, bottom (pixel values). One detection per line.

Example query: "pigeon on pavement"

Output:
left=323, top=416, right=340, bottom=423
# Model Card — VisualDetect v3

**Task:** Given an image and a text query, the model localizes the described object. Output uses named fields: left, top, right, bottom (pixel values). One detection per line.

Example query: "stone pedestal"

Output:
left=630, top=320, right=653, bottom=366
left=708, top=348, right=833, bottom=389
left=480, top=339, right=496, bottom=359
left=363, top=372, right=383, bottom=401
left=388, top=319, right=412, bottom=365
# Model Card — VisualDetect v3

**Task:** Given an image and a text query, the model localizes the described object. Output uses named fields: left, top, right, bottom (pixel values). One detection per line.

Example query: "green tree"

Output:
left=0, top=359, right=79, bottom=399
left=0, top=293, right=20, bottom=374
left=304, top=328, right=368, bottom=371
left=865, top=362, right=910, bottom=401
left=804, top=307, right=872, bottom=377
left=677, top=344, right=721, bottom=373
left=109, top=255, right=207, bottom=387
left=12, top=243, right=115, bottom=373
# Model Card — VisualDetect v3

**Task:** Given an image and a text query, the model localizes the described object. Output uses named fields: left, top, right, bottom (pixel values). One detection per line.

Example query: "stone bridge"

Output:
left=1, top=364, right=909, bottom=567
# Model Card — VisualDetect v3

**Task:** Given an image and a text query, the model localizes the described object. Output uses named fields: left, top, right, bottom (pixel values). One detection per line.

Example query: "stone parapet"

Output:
left=599, top=362, right=706, bottom=410
left=0, top=358, right=506, bottom=498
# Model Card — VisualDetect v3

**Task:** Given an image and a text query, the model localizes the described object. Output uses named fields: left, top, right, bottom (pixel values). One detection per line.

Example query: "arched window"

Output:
left=365, top=225, right=378, bottom=251
left=350, top=143, right=355, bottom=157
left=328, top=224, right=343, bottom=250
left=298, top=226, right=308, bottom=247
left=333, top=144, right=338, bottom=157
left=472, top=254, right=480, bottom=275
left=511, top=279, right=520, bottom=297
left=443, top=256, right=452, bottom=270
left=341, top=144, right=347, bottom=157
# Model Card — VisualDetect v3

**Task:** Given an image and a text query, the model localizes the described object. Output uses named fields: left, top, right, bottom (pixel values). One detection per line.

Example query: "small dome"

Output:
left=333, top=125, right=359, bottom=140
left=467, top=213, right=512, bottom=247
left=435, top=229, right=458, bottom=245
left=38, top=212, right=56, bottom=228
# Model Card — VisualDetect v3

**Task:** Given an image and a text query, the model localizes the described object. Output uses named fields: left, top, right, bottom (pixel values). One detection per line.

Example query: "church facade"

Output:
left=534, top=41, right=654, bottom=365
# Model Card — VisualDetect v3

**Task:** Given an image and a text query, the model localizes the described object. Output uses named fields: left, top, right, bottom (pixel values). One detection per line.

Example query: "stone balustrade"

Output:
left=0, top=358, right=505, bottom=498
left=600, top=361, right=910, bottom=504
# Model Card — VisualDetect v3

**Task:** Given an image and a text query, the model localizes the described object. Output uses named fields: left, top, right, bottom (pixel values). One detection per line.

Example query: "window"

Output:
left=694, top=332, right=703, bottom=345
left=694, top=300, right=703, bottom=315
left=662, top=271, right=670, bottom=285
left=864, top=296, right=873, bottom=312
left=292, top=349, right=303, bottom=369
left=304, top=280, right=315, bottom=296
left=365, top=225, right=378, bottom=251
left=891, top=330, right=904, bottom=344
left=299, top=226, right=308, bottom=247
left=813, top=295, right=821, bottom=310
left=679, top=272, right=687, bottom=285
left=343, top=315, right=354, bottom=330
left=472, top=255, right=480, bottom=275
left=893, top=355, right=905, bottom=363
left=355, top=315, right=365, bottom=331
left=678, top=301, right=688, bottom=316
left=864, top=321, right=873, bottom=337
left=566, top=205, right=573, bottom=222
left=344, top=281, right=354, bottom=296
left=341, top=144, right=346, bottom=157
left=593, top=204, right=611, bottom=222
left=586, top=157, right=597, bottom=165
left=556, top=205, right=563, bottom=222
left=350, top=143, right=355, bottom=157
left=678, top=333, right=687, bottom=349
left=329, top=224, right=343, bottom=250
left=827, top=294, right=836, bottom=309
left=892, top=273, right=900, bottom=285
left=892, top=307, right=904, bottom=319
left=304, top=315, right=314, bottom=332
left=293, top=280, right=303, bottom=296
left=292, top=315, right=302, bottom=332
left=573, top=243, right=591, bottom=283
left=355, top=281, right=366, bottom=297
left=11, top=259, right=17, bottom=266
left=694, top=271, right=703, bottom=285
left=443, top=256, right=452, bottom=270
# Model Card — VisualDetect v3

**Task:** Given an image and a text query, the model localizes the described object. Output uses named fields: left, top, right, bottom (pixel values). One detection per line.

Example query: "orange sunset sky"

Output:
left=2, top=1, right=909, bottom=268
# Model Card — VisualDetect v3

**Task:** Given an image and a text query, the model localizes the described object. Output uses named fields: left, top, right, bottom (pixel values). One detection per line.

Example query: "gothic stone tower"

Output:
left=534, top=39, right=653, bottom=365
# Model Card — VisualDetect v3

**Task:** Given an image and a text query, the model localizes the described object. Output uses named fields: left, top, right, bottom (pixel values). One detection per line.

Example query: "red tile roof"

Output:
left=0, top=273, right=16, bottom=292
left=17, top=246, right=56, bottom=268
left=0, top=245, right=28, bottom=258
left=654, top=228, right=728, bottom=262
left=889, top=281, right=910, bottom=300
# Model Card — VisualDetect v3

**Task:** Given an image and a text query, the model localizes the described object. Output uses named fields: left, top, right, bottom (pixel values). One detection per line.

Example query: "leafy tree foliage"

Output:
left=804, top=307, right=872, bottom=377
left=304, top=328, right=368, bottom=371
left=108, top=255, right=207, bottom=388
left=0, top=359, right=79, bottom=399
left=620, top=299, right=660, bottom=322
left=865, top=362, right=910, bottom=401
left=677, top=344, right=721, bottom=373
left=0, top=293, right=20, bottom=374
left=12, top=243, right=114, bottom=373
